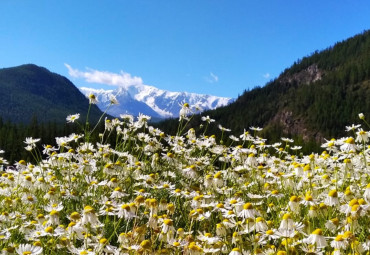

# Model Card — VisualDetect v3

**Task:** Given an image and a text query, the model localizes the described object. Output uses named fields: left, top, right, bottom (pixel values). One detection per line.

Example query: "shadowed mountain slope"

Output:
left=0, top=64, right=103, bottom=124
left=157, top=30, right=370, bottom=149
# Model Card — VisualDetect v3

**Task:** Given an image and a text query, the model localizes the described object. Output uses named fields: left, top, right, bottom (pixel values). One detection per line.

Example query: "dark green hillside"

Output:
left=157, top=30, right=370, bottom=148
left=0, top=64, right=103, bottom=124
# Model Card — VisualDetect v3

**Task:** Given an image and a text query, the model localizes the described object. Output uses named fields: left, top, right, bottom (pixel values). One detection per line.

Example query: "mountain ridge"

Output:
left=0, top=64, right=103, bottom=124
left=157, top=29, right=370, bottom=149
left=80, top=83, right=234, bottom=119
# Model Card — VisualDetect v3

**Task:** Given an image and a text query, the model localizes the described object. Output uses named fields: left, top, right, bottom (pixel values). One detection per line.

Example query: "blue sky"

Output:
left=0, top=1, right=370, bottom=98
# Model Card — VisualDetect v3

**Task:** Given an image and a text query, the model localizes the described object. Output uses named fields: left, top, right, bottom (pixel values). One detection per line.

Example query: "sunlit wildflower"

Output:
left=340, top=137, right=358, bottom=151
left=88, top=93, right=98, bottom=104
left=81, top=205, right=100, bottom=226
left=218, top=124, right=231, bottom=132
left=363, top=235, right=370, bottom=251
left=260, top=229, right=280, bottom=242
left=15, top=244, right=43, bottom=255
left=300, top=192, right=316, bottom=207
left=288, top=195, right=301, bottom=212
left=231, top=231, right=242, bottom=245
left=325, top=189, right=340, bottom=206
left=24, top=137, right=41, bottom=151
left=255, top=217, right=268, bottom=232
left=66, top=113, right=80, bottom=123
left=201, top=115, right=215, bottom=123
left=364, top=183, right=370, bottom=202
left=303, top=228, right=328, bottom=248
left=356, top=128, right=369, bottom=143
left=278, top=213, right=304, bottom=237
left=179, top=102, right=192, bottom=121
left=250, top=126, right=263, bottom=132
left=109, top=94, right=119, bottom=105
left=345, top=124, right=361, bottom=132
left=213, top=171, right=224, bottom=188
left=216, top=223, right=227, bottom=237
left=238, top=202, right=259, bottom=219
left=186, top=242, right=203, bottom=255
left=229, top=247, right=242, bottom=255
left=117, top=203, right=136, bottom=220
left=330, top=234, right=349, bottom=250
left=197, top=232, right=221, bottom=245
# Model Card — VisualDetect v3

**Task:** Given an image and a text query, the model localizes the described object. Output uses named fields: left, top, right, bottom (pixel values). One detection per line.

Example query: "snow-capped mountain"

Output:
left=79, top=84, right=234, bottom=119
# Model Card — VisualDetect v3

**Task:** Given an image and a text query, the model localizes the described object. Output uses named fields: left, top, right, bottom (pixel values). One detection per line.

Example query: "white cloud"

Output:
left=205, top=72, right=219, bottom=83
left=64, top=64, right=144, bottom=87
left=263, top=73, right=270, bottom=79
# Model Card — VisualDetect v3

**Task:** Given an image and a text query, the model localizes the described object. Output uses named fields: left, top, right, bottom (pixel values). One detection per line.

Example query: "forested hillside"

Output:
left=0, top=64, right=103, bottom=124
left=157, top=30, right=370, bottom=151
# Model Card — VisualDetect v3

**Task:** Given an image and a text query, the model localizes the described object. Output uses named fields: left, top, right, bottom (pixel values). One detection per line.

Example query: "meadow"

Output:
left=0, top=96, right=370, bottom=255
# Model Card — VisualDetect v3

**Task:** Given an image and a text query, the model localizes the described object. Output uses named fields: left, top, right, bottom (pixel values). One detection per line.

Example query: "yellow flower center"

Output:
left=277, top=252, right=287, bottom=255
left=345, top=137, right=355, bottom=144
left=349, top=199, right=359, bottom=206
left=214, top=172, right=222, bottom=179
left=50, top=210, right=59, bottom=216
left=256, top=217, right=264, bottom=223
left=312, top=228, right=322, bottom=235
left=343, top=231, right=353, bottom=239
left=84, top=205, right=95, bottom=213
left=163, top=219, right=173, bottom=226
left=121, top=204, right=130, bottom=210
left=70, top=212, right=81, bottom=220
left=217, top=203, right=224, bottom=208
left=343, top=158, right=351, bottom=163
left=140, top=240, right=152, bottom=249
left=266, top=229, right=274, bottom=235
left=305, top=195, right=313, bottom=201
left=351, top=204, right=360, bottom=212
left=290, top=195, right=299, bottom=202
left=230, top=199, right=238, bottom=205
left=99, top=238, right=108, bottom=244
left=271, top=190, right=279, bottom=195
left=282, top=213, right=291, bottom=220
left=335, top=235, right=344, bottom=241
left=45, top=226, right=54, bottom=233
left=243, top=203, right=253, bottom=209
left=359, top=198, right=366, bottom=205
left=328, top=190, right=338, bottom=197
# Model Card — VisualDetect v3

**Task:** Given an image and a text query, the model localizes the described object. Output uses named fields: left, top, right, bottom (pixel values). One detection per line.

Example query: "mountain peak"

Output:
left=80, top=85, right=234, bottom=119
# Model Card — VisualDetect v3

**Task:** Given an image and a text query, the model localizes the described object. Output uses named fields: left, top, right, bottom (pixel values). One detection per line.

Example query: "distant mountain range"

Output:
left=80, top=85, right=233, bottom=119
left=0, top=64, right=233, bottom=124
left=1, top=29, right=370, bottom=151
left=0, top=64, right=103, bottom=124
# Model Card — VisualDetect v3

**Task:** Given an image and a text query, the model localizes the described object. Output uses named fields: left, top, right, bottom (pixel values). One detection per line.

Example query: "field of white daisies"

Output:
left=1, top=95, right=370, bottom=255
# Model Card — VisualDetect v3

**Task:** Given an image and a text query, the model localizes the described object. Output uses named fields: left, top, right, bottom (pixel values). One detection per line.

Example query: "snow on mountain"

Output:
left=79, top=84, right=234, bottom=119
